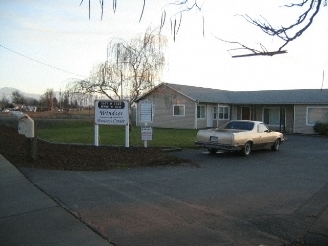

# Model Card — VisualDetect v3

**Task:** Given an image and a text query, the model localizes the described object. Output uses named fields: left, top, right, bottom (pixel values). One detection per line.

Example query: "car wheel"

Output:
left=208, top=148, right=218, bottom=154
left=271, top=139, right=280, bottom=151
left=241, top=142, right=252, bottom=156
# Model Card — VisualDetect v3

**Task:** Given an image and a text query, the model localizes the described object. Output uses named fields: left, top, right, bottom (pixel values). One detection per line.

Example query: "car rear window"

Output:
left=224, top=121, right=254, bottom=131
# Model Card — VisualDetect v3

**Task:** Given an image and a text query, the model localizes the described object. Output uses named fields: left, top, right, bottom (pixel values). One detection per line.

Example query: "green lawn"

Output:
left=36, top=120, right=198, bottom=148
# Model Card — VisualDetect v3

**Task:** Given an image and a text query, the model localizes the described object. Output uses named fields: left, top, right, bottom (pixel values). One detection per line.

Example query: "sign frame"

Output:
left=141, top=126, right=153, bottom=141
left=139, top=100, right=153, bottom=123
left=94, top=100, right=130, bottom=148
left=94, top=100, right=129, bottom=126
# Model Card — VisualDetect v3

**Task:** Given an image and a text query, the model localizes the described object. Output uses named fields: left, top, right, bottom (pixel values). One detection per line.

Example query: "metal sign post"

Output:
left=94, top=100, right=129, bottom=147
left=94, top=124, right=99, bottom=146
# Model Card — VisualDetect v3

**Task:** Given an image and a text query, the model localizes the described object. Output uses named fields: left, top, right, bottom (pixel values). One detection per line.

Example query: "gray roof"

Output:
left=137, top=82, right=328, bottom=105
left=165, top=83, right=328, bottom=105
left=164, top=83, right=230, bottom=103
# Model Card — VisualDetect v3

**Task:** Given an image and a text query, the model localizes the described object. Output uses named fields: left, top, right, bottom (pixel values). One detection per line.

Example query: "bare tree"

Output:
left=11, top=90, right=26, bottom=104
left=71, top=62, right=123, bottom=100
left=25, top=97, right=39, bottom=107
left=60, top=89, right=71, bottom=109
left=40, top=88, right=55, bottom=110
left=1, top=94, right=10, bottom=110
left=111, top=28, right=167, bottom=103
left=71, top=28, right=167, bottom=106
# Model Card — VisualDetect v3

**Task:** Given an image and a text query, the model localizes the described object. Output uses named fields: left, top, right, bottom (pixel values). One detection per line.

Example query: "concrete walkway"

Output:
left=0, top=154, right=110, bottom=246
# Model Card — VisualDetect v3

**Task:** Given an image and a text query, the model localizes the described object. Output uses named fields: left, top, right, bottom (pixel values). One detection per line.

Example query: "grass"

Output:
left=36, top=120, right=198, bottom=149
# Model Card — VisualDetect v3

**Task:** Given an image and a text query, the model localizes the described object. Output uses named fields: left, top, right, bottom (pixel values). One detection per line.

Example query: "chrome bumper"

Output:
left=195, top=141, right=241, bottom=151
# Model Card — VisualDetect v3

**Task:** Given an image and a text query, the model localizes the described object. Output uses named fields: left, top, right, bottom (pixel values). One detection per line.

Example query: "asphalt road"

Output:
left=21, top=134, right=328, bottom=246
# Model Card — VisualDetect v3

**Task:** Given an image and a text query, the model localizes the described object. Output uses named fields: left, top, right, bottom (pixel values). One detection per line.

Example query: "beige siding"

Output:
left=254, top=106, right=263, bottom=121
left=136, top=87, right=196, bottom=129
left=294, top=105, right=308, bottom=133
left=136, top=84, right=327, bottom=133
left=197, top=118, right=207, bottom=129
left=285, top=106, right=294, bottom=133
left=293, top=105, right=323, bottom=134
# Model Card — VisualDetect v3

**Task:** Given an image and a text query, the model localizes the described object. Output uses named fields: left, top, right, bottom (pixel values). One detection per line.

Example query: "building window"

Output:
left=218, top=106, right=229, bottom=120
left=214, top=106, right=217, bottom=120
left=173, top=104, right=185, bottom=116
left=197, top=105, right=205, bottom=119
left=263, top=107, right=280, bottom=126
left=307, top=107, right=328, bottom=125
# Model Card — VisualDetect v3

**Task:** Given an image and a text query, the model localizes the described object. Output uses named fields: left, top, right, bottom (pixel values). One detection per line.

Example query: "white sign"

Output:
left=141, top=126, right=153, bottom=141
left=140, top=101, right=153, bottom=123
left=94, top=100, right=129, bottom=125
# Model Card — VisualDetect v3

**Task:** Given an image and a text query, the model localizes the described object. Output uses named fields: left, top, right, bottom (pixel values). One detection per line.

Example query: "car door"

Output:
left=257, top=123, right=275, bottom=148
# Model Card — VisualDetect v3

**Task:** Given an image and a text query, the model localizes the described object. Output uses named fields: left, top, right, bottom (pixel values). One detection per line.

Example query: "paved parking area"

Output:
left=19, top=135, right=328, bottom=245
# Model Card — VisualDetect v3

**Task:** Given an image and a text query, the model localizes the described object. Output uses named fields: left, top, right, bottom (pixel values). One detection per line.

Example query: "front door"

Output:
left=207, top=105, right=214, bottom=128
left=242, top=107, right=251, bottom=120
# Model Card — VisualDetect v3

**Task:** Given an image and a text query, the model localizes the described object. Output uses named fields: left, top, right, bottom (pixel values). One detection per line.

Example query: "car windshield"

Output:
left=224, top=121, right=255, bottom=131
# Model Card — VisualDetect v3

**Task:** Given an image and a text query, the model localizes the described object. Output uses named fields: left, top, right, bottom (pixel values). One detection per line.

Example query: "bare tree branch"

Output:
left=217, top=38, right=287, bottom=58
left=242, top=0, right=322, bottom=52
left=79, top=0, right=325, bottom=57
left=139, top=0, right=146, bottom=23
left=160, top=0, right=204, bottom=41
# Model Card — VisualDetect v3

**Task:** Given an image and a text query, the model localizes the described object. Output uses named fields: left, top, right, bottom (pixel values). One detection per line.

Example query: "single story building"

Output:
left=135, top=82, right=328, bottom=134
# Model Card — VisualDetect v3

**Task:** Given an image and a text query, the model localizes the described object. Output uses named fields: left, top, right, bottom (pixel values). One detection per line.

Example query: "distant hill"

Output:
left=0, top=87, right=40, bottom=101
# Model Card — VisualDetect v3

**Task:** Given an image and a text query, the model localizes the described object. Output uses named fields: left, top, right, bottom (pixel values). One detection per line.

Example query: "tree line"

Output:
left=0, top=88, right=88, bottom=112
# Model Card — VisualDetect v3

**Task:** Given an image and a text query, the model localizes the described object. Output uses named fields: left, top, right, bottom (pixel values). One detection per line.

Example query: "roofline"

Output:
left=229, top=102, right=328, bottom=105
left=135, top=82, right=328, bottom=104
left=135, top=82, right=198, bottom=103
left=164, top=83, right=197, bottom=103
left=135, top=83, right=163, bottom=102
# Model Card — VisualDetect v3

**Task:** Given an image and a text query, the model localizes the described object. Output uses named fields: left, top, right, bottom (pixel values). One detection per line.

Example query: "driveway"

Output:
left=20, top=135, right=328, bottom=246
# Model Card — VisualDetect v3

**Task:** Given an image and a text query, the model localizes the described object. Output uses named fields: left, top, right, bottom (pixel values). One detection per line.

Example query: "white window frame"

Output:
left=197, top=105, right=206, bottom=119
left=218, top=106, right=229, bottom=120
left=173, top=104, right=185, bottom=117
left=306, top=106, right=328, bottom=126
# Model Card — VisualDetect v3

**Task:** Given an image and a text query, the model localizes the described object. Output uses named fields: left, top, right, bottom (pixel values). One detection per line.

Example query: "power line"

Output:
left=0, top=44, right=88, bottom=78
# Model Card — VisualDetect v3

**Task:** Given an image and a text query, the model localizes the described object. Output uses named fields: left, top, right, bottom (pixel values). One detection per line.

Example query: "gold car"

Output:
left=195, top=120, right=284, bottom=156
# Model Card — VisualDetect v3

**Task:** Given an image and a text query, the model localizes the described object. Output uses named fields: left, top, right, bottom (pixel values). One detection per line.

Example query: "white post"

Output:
left=94, top=124, right=99, bottom=146
left=143, top=123, right=148, bottom=148
left=125, top=124, right=129, bottom=148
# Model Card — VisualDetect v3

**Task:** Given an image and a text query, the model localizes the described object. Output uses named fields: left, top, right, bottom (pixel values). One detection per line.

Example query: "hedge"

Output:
left=313, top=122, right=328, bottom=135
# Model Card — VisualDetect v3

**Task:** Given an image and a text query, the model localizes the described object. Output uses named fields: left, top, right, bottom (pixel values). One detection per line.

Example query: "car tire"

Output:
left=271, top=139, right=280, bottom=151
left=208, top=148, right=218, bottom=154
left=241, top=142, right=252, bottom=156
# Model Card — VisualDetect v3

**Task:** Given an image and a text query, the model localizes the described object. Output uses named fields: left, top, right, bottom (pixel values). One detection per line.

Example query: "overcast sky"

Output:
left=1, top=0, right=328, bottom=96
